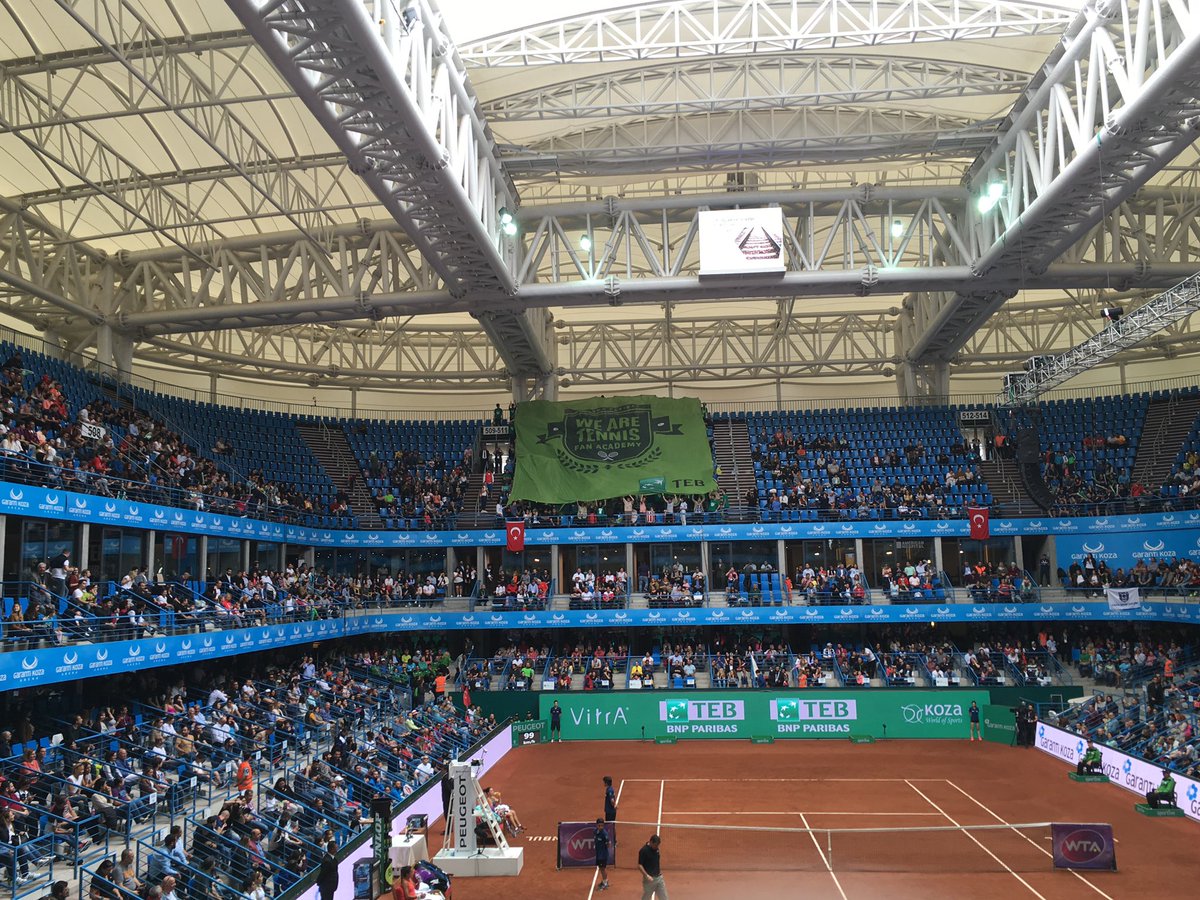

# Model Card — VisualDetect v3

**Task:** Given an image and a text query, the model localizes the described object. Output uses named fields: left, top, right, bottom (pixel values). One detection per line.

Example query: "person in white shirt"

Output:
left=415, top=757, right=435, bottom=779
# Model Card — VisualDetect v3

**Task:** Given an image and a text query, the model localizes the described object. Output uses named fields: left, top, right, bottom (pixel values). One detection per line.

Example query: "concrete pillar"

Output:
left=854, top=538, right=864, bottom=569
left=933, top=537, right=945, bottom=580
left=242, top=539, right=251, bottom=573
left=78, top=523, right=90, bottom=571
left=145, top=530, right=156, bottom=577
left=0, top=515, right=7, bottom=582
left=776, top=539, right=786, bottom=575
left=551, top=544, right=562, bottom=592
left=1013, top=536, right=1025, bottom=575
left=198, top=536, right=208, bottom=579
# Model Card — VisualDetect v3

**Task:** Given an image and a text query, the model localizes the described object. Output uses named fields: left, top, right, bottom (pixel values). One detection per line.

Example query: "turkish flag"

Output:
left=968, top=506, right=990, bottom=541
left=506, top=520, right=525, bottom=552
left=462, top=684, right=471, bottom=710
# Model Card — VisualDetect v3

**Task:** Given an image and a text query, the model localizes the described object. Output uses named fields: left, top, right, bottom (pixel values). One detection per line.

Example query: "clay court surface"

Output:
left=441, top=740, right=1196, bottom=899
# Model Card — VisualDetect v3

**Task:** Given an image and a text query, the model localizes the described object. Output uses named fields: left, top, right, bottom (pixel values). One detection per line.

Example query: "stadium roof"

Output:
left=1, top=0, right=1199, bottom=407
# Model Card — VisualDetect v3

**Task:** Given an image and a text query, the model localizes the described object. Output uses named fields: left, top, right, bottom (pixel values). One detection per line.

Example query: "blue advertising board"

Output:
left=5, top=479, right=1200, bottom=549
left=4, top=600, right=1197, bottom=691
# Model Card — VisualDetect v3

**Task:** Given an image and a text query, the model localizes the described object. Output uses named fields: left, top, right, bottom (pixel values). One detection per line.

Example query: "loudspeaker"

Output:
left=1015, top=427, right=1041, bottom=463
left=1013, top=427, right=1055, bottom=510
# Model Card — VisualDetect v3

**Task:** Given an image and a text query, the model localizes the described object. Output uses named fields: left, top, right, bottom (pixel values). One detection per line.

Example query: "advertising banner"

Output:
left=4, top=601, right=1199, bottom=694
left=981, top=704, right=1017, bottom=744
left=538, top=691, right=988, bottom=742
left=557, top=821, right=616, bottom=869
left=509, top=396, right=715, bottom=504
left=8, top=476, right=1200, bottom=551
left=1050, top=823, right=1117, bottom=870
left=1036, top=721, right=1200, bottom=824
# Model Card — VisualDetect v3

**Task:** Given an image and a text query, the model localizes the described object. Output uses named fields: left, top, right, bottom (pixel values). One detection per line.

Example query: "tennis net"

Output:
left=612, top=817, right=1057, bottom=874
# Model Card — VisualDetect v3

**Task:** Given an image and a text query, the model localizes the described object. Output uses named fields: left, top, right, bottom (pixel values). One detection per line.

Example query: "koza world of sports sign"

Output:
left=900, top=702, right=967, bottom=727
left=660, top=699, right=745, bottom=734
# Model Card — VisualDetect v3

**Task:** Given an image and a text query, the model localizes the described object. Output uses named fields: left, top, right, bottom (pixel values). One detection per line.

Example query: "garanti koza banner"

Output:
left=510, top=395, right=716, bottom=504
left=539, top=691, right=989, bottom=741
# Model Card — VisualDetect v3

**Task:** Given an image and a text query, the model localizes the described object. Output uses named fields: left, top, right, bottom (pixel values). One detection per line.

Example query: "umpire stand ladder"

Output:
left=433, top=760, right=522, bottom=877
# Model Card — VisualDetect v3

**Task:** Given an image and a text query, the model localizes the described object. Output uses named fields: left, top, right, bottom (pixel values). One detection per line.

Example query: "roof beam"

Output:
left=482, top=54, right=1030, bottom=121
left=1000, top=272, right=1200, bottom=404
left=505, top=107, right=999, bottom=176
left=459, top=0, right=1077, bottom=65
left=907, top=0, right=1200, bottom=362
left=226, top=0, right=553, bottom=376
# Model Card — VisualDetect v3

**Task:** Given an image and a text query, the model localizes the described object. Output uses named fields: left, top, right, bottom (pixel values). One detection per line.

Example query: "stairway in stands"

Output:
left=295, top=422, right=384, bottom=528
left=1131, top=392, right=1200, bottom=489
left=712, top=417, right=756, bottom=518
left=977, top=455, right=1042, bottom=515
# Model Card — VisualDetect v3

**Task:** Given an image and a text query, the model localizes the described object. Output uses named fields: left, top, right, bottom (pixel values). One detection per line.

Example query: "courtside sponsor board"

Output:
left=1050, top=823, right=1116, bottom=870
left=1037, top=721, right=1200, bottom=824
left=557, top=821, right=616, bottom=869
left=540, top=692, right=987, bottom=741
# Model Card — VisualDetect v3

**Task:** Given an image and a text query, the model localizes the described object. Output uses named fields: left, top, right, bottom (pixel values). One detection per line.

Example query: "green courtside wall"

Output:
left=538, top=691, right=992, bottom=740
left=477, top=687, right=1082, bottom=742
left=509, top=395, right=716, bottom=503
left=982, top=705, right=1018, bottom=743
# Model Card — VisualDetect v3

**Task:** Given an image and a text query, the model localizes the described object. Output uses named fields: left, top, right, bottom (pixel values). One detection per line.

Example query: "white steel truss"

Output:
left=1000, top=273, right=1200, bottom=404
left=458, top=0, right=1078, bottom=65
left=3, top=185, right=1199, bottom=334
left=481, top=55, right=1029, bottom=120
left=909, top=0, right=1200, bottom=361
left=123, top=293, right=1200, bottom=388
left=225, top=0, right=555, bottom=379
left=505, top=108, right=998, bottom=176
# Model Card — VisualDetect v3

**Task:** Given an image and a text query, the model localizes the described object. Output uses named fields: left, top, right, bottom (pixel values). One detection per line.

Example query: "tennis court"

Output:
left=450, top=740, right=1196, bottom=899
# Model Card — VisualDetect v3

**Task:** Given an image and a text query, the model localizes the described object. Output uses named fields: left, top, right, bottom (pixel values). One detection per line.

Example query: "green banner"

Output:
left=982, top=704, right=1018, bottom=744
left=538, top=690, right=990, bottom=741
left=510, top=395, right=715, bottom=504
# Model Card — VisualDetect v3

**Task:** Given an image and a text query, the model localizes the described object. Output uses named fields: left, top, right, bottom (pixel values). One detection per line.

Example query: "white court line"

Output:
left=798, top=811, right=849, bottom=900
left=657, top=816, right=945, bottom=820
left=657, top=779, right=665, bottom=831
left=945, top=780, right=1116, bottom=900
left=621, top=777, right=942, bottom=782
left=906, top=780, right=1048, bottom=900
left=616, top=779, right=626, bottom=806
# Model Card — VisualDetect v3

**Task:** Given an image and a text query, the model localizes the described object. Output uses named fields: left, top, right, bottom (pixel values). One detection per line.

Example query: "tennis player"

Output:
left=968, top=701, right=981, bottom=741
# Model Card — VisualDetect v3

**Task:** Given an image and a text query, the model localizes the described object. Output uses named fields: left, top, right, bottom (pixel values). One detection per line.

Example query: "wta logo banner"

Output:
left=556, top=821, right=616, bottom=869
left=1050, top=823, right=1116, bottom=870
